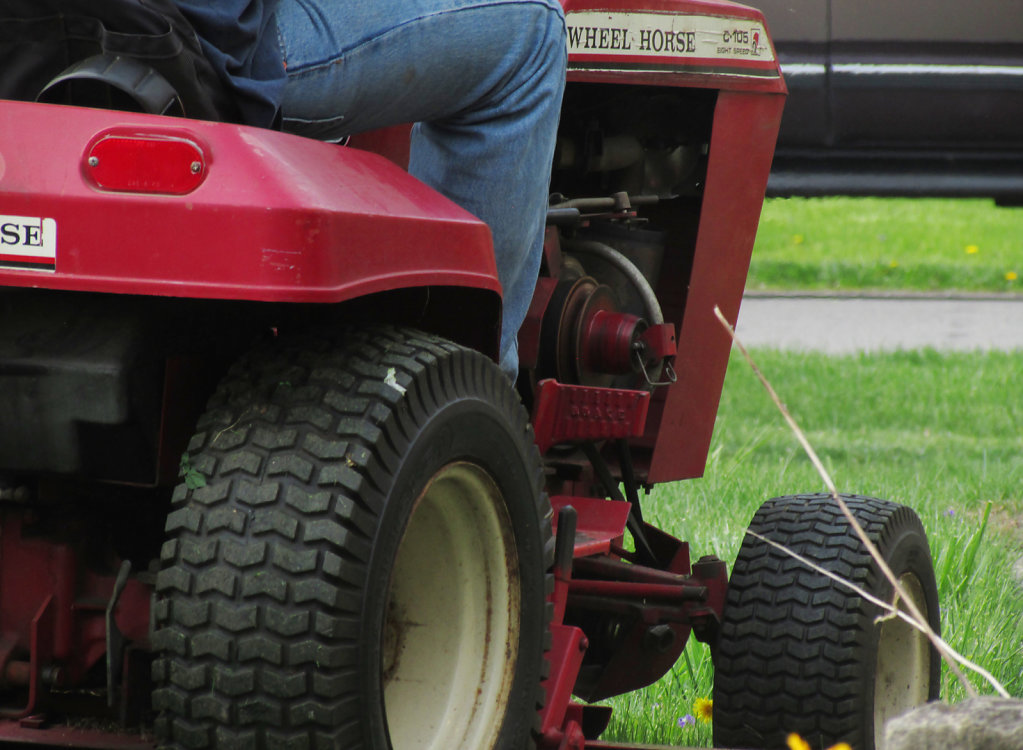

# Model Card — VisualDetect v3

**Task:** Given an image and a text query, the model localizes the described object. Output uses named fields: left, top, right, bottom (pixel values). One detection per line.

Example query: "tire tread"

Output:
left=713, top=493, right=935, bottom=750
left=154, top=326, right=551, bottom=750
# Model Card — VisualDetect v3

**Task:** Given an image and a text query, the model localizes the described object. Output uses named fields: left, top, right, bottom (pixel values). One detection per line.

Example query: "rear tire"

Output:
left=152, top=326, right=552, bottom=749
left=713, top=493, right=939, bottom=750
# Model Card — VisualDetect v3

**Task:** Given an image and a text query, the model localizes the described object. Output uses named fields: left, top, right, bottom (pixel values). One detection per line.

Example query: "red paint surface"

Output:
left=0, top=102, right=497, bottom=303
left=646, top=90, right=785, bottom=483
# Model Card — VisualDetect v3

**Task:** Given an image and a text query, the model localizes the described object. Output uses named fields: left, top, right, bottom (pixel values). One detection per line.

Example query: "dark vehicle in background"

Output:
left=751, top=0, right=1023, bottom=202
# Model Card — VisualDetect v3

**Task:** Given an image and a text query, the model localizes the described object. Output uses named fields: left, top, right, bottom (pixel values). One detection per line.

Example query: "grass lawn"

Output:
left=601, top=348, right=1023, bottom=747
left=748, top=197, right=1023, bottom=294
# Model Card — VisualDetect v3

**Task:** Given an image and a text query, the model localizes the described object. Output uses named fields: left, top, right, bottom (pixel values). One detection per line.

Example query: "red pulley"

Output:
left=581, top=308, right=646, bottom=376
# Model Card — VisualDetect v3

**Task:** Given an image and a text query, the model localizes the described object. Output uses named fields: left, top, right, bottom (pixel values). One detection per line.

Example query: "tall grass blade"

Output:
left=954, top=501, right=992, bottom=600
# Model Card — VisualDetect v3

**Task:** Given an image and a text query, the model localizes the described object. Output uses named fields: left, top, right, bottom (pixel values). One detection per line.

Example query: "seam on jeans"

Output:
left=286, top=0, right=566, bottom=75
left=275, top=13, right=289, bottom=71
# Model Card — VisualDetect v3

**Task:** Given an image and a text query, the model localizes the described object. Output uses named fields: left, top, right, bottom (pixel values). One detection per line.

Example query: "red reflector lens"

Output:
left=85, top=135, right=206, bottom=195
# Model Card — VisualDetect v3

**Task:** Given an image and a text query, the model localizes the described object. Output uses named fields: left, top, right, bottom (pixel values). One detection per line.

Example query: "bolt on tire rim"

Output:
left=384, top=462, right=520, bottom=750
left=874, top=572, right=931, bottom=745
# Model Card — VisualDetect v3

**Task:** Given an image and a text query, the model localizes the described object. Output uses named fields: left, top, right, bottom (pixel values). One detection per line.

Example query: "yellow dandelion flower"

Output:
left=787, top=734, right=811, bottom=750
left=693, top=697, right=713, bottom=722
left=792, top=234, right=804, bottom=245
left=965, top=244, right=979, bottom=254
left=1007, top=271, right=1018, bottom=281
left=787, top=734, right=851, bottom=750
left=888, top=260, right=899, bottom=268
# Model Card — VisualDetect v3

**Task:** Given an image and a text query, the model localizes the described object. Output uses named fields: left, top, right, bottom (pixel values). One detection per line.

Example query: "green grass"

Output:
left=748, top=197, right=1023, bottom=293
left=600, top=349, right=1023, bottom=746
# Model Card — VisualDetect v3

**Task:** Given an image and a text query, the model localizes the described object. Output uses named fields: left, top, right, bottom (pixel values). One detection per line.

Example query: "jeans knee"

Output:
left=516, top=1, right=566, bottom=100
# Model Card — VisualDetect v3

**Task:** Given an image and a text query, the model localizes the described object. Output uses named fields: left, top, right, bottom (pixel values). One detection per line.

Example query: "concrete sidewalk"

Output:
left=735, top=292, right=1023, bottom=354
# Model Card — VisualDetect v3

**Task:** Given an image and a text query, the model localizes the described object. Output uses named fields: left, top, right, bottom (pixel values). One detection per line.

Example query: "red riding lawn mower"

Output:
left=0, top=1, right=941, bottom=749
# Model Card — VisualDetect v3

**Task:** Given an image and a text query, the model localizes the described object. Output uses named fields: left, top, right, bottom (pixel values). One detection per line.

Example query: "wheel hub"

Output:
left=874, top=572, right=932, bottom=745
left=383, top=462, right=520, bottom=750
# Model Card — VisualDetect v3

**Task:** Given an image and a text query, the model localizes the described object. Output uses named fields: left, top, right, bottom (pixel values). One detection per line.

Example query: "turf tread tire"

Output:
left=152, top=326, right=553, bottom=750
left=713, top=493, right=939, bottom=750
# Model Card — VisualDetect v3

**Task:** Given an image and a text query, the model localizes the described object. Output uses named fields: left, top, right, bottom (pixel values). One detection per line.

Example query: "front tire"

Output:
left=713, top=493, right=939, bottom=750
left=153, top=327, right=552, bottom=749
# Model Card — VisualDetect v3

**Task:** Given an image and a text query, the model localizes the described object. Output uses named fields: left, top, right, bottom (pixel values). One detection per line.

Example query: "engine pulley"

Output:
left=538, top=276, right=648, bottom=388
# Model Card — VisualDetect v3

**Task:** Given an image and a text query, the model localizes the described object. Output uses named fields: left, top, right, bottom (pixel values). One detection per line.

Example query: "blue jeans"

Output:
left=274, top=0, right=567, bottom=378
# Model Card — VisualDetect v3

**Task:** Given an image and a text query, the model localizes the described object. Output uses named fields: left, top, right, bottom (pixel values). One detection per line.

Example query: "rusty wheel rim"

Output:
left=383, top=462, right=520, bottom=750
left=874, top=572, right=931, bottom=745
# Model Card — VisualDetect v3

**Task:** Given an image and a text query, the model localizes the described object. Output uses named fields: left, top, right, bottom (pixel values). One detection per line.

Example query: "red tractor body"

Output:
left=0, top=1, right=788, bottom=747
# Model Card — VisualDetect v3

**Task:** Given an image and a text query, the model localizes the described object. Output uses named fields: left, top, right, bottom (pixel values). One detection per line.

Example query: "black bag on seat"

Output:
left=0, top=0, right=240, bottom=122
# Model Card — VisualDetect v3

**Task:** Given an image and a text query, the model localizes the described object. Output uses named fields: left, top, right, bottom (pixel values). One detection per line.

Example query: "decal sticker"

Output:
left=566, top=11, right=777, bottom=76
left=0, top=215, right=57, bottom=272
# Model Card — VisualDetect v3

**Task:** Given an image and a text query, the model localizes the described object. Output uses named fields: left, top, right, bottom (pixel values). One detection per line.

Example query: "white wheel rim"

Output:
left=383, top=462, right=520, bottom=750
left=874, top=572, right=931, bottom=745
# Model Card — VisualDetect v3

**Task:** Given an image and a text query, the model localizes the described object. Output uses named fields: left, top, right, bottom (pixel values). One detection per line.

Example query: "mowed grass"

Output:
left=600, top=349, right=1023, bottom=747
left=748, top=197, right=1023, bottom=293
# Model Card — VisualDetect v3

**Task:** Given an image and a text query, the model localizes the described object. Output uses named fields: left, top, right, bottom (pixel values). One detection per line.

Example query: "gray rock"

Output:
left=883, top=697, right=1023, bottom=750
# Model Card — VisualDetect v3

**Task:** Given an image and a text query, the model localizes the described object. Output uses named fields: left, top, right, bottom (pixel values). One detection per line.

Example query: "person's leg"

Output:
left=275, top=0, right=566, bottom=378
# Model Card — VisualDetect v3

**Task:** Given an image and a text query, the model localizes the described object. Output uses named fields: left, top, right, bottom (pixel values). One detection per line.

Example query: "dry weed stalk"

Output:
left=712, top=305, right=1008, bottom=699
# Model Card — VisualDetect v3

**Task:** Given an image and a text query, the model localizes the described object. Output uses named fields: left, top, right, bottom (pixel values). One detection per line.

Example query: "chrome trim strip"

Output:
left=833, top=63, right=1023, bottom=77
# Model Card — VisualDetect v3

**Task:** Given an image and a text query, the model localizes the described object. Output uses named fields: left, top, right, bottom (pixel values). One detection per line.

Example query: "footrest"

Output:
left=531, top=379, right=650, bottom=454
